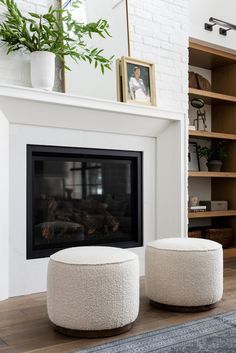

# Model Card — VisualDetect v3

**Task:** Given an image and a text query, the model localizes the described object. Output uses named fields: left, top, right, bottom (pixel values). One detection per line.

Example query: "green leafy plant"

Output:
left=0, top=0, right=113, bottom=73
left=198, top=142, right=228, bottom=162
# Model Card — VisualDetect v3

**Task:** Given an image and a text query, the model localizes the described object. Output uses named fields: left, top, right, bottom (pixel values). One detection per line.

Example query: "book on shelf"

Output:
left=189, top=205, right=207, bottom=212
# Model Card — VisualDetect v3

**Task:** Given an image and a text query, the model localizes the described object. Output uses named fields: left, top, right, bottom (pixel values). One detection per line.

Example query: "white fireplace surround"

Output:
left=0, top=84, right=187, bottom=300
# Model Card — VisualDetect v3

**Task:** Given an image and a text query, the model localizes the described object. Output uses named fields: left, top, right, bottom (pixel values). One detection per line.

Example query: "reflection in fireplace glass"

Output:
left=27, top=146, right=142, bottom=259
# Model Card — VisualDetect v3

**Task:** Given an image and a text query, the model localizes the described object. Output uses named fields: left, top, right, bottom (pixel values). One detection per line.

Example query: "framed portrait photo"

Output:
left=120, top=57, right=156, bottom=106
left=189, top=142, right=200, bottom=171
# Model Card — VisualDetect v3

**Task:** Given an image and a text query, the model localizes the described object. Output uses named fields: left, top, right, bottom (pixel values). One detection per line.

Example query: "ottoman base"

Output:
left=150, top=300, right=219, bottom=313
left=53, top=322, right=134, bottom=338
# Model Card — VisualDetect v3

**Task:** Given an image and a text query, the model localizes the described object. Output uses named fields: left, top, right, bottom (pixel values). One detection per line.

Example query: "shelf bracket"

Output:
left=219, top=27, right=232, bottom=36
left=204, top=23, right=216, bottom=31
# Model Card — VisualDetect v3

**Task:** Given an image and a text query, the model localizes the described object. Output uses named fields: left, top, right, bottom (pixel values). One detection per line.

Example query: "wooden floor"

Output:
left=0, top=259, right=236, bottom=353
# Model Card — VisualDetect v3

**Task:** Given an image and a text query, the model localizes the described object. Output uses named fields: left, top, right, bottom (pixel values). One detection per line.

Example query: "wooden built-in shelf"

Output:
left=189, top=42, right=236, bottom=70
left=188, top=42, right=236, bottom=260
left=189, top=171, right=236, bottom=178
left=189, top=210, right=236, bottom=219
left=189, top=88, right=236, bottom=105
left=189, top=129, right=236, bottom=140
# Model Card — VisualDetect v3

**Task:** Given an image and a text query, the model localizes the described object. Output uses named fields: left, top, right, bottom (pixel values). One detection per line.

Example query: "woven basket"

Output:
left=205, top=228, right=233, bottom=248
left=188, top=229, right=202, bottom=238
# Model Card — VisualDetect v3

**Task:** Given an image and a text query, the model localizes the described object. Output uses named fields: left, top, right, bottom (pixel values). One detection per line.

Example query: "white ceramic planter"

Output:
left=30, top=51, right=56, bottom=91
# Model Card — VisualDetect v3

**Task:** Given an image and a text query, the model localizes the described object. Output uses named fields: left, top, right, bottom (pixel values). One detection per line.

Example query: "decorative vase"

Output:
left=30, top=51, right=55, bottom=91
left=207, top=160, right=223, bottom=172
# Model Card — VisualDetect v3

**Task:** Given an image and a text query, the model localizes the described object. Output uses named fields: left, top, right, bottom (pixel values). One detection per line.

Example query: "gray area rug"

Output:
left=72, top=311, right=236, bottom=352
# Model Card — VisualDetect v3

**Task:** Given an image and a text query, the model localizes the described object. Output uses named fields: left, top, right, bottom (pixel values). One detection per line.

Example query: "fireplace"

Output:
left=27, top=145, right=143, bottom=259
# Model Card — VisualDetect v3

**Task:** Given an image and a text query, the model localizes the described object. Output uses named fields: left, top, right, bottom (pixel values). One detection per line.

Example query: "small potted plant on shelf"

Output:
left=0, top=0, right=113, bottom=90
left=198, top=141, right=228, bottom=172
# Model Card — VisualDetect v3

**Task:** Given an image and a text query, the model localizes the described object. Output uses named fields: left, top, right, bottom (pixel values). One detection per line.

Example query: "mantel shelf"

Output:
left=0, top=84, right=184, bottom=139
left=189, top=171, right=236, bottom=178
left=189, top=130, right=236, bottom=140
left=0, top=84, right=182, bottom=121
left=189, top=88, right=236, bottom=104
left=189, top=210, right=236, bottom=219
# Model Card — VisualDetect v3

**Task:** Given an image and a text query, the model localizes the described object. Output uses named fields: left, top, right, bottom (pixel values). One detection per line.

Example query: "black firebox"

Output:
left=27, top=145, right=143, bottom=259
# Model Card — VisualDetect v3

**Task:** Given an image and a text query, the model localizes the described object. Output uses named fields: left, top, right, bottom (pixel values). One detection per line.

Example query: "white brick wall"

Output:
left=128, top=0, right=189, bottom=112
left=0, top=0, right=189, bottom=113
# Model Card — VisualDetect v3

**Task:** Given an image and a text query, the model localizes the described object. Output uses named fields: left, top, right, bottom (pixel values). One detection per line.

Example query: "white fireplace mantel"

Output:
left=0, top=84, right=187, bottom=301
left=0, top=84, right=183, bottom=138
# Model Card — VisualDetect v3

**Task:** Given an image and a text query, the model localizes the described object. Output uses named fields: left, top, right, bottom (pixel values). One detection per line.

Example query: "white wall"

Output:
left=0, top=0, right=189, bottom=114
left=65, top=0, right=190, bottom=113
left=157, top=119, right=187, bottom=237
left=190, top=0, right=236, bottom=52
left=128, top=0, right=189, bottom=113
left=0, top=111, right=9, bottom=301
left=64, top=0, right=129, bottom=101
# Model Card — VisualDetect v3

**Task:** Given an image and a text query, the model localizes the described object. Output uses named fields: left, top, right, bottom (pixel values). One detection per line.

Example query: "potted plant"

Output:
left=198, top=142, right=228, bottom=172
left=0, top=0, right=113, bottom=90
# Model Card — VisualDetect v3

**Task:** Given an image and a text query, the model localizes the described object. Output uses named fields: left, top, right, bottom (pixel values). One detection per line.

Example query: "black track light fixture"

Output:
left=205, top=17, right=236, bottom=36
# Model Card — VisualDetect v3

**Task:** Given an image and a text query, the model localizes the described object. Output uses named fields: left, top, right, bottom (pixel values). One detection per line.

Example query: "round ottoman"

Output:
left=47, top=246, right=139, bottom=337
left=145, top=238, right=223, bottom=312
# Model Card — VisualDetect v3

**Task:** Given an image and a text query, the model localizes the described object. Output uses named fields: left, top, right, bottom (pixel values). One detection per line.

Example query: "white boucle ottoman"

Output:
left=47, top=246, right=139, bottom=337
left=145, top=238, right=223, bottom=312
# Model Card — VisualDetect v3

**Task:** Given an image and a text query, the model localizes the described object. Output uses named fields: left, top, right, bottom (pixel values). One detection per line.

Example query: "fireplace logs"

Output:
left=40, top=221, right=84, bottom=241
left=38, top=198, right=120, bottom=241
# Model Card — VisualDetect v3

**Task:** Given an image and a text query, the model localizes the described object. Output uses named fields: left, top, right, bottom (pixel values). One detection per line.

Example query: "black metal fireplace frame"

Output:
left=27, top=144, right=143, bottom=259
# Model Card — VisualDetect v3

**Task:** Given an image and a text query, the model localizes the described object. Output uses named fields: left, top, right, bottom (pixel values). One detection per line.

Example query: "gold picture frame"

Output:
left=118, top=56, right=156, bottom=106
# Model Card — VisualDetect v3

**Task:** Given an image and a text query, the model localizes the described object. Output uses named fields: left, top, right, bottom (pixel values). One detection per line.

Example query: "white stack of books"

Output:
left=189, top=205, right=207, bottom=212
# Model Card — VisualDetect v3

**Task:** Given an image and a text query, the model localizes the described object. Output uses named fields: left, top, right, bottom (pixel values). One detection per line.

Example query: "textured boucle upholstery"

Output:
left=145, top=238, right=223, bottom=307
left=50, top=246, right=137, bottom=264
left=47, top=246, right=139, bottom=331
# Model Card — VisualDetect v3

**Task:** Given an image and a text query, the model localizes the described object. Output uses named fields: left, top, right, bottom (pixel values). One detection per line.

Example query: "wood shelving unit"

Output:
left=189, top=129, right=236, bottom=140
left=188, top=41, right=236, bottom=258
left=189, top=210, right=236, bottom=219
left=189, top=87, right=236, bottom=104
left=189, top=171, right=236, bottom=178
left=189, top=42, right=236, bottom=69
